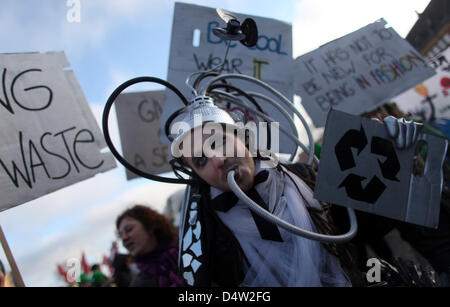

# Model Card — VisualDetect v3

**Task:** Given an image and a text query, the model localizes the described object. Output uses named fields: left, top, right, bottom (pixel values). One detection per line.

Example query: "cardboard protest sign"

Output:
left=0, top=52, right=116, bottom=212
left=161, top=2, right=297, bottom=155
left=294, top=19, right=436, bottom=127
left=314, top=109, right=447, bottom=228
left=392, top=48, right=450, bottom=122
left=114, top=90, right=172, bottom=180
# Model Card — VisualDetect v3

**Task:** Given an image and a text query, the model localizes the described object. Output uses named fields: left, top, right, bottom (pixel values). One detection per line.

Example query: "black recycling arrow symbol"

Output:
left=338, top=174, right=386, bottom=204
left=371, top=136, right=400, bottom=182
left=335, top=125, right=368, bottom=171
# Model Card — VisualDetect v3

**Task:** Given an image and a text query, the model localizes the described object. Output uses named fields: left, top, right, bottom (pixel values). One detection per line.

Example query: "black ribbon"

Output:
left=210, top=170, right=283, bottom=242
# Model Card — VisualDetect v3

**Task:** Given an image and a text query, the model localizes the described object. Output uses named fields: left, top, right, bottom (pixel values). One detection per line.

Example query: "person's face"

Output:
left=118, top=217, right=155, bottom=257
left=182, top=128, right=255, bottom=192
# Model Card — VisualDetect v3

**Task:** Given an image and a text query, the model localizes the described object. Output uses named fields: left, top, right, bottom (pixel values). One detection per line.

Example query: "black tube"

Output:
left=164, top=106, right=189, bottom=142
left=102, top=76, right=194, bottom=184
left=193, top=71, right=220, bottom=93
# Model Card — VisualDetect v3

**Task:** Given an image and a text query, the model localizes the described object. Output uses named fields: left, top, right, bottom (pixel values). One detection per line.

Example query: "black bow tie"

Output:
left=210, top=170, right=283, bottom=242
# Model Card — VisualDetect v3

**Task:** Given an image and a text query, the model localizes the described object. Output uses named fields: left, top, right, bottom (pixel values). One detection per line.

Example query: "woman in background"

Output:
left=116, top=205, right=184, bottom=287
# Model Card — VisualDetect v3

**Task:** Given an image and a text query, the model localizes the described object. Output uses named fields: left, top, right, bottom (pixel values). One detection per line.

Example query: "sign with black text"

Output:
left=315, top=109, right=447, bottom=228
left=0, top=52, right=116, bottom=211
left=294, top=19, right=436, bottom=127
left=115, top=90, right=171, bottom=180
left=161, top=2, right=297, bottom=155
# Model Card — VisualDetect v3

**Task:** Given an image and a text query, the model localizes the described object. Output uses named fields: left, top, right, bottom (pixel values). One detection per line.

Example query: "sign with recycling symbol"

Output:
left=335, top=125, right=400, bottom=204
left=315, top=109, right=447, bottom=228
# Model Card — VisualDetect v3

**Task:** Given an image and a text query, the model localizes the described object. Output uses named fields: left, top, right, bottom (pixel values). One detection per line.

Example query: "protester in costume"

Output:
left=116, top=205, right=184, bottom=287
left=170, top=98, right=365, bottom=286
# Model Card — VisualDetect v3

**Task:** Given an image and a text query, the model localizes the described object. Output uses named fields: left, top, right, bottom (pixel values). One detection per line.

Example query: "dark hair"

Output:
left=112, top=254, right=131, bottom=271
left=91, top=264, right=100, bottom=271
left=116, top=205, right=177, bottom=244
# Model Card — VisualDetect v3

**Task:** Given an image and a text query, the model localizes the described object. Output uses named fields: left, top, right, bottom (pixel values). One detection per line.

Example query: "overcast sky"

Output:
left=0, top=0, right=431, bottom=286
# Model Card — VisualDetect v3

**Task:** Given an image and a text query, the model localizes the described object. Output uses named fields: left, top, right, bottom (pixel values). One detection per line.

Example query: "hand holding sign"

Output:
left=382, top=116, right=423, bottom=149
left=315, top=109, right=447, bottom=228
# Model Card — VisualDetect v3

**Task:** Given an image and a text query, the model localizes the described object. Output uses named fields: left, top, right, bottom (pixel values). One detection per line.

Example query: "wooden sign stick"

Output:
left=0, top=225, right=25, bottom=287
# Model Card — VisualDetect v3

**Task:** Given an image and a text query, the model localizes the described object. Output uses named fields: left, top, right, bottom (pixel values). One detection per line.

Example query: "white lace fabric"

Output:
left=210, top=161, right=351, bottom=287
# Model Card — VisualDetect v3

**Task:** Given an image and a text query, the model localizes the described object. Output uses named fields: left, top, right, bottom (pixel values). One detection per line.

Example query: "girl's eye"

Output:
left=125, top=226, right=133, bottom=234
left=118, top=225, right=134, bottom=238
left=193, top=156, right=208, bottom=168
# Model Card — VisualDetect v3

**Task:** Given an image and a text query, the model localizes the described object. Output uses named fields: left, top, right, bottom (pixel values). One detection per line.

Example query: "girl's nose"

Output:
left=119, top=231, right=129, bottom=241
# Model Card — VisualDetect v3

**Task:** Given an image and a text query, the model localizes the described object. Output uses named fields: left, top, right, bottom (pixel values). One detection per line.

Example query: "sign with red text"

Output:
left=161, top=2, right=297, bottom=155
left=0, top=52, right=116, bottom=211
left=392, top=47, right=450, bottom=122
left=294, top=19, right=436, bottom=127
left=115, top=90, right=171, bottom=180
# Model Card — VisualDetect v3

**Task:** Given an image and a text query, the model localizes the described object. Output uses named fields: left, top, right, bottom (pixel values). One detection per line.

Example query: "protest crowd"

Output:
left=1, top=0, right=449, bottom=289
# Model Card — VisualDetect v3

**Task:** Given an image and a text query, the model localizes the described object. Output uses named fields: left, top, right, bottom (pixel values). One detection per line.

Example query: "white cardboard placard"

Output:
left=294, top=19, right=436, bottom=127
left=315, top=109, right=447, bottom=228
left=0, top=52, right=116, bottom=211
left=114, top=90, right=172, bottom=180
left=161, top=2, right=297, bottom=155
left=392, top=47, right=450, bottom=122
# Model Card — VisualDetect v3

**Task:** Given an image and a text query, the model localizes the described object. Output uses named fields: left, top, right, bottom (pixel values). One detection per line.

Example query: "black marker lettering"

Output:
left=29, top=138, right=51, bottom=182
left=0, top=131, right=32, bottom=188
left=40, top=132, right=71, bottom=180
left=54, top=127, right=79, bottom=173
left=11, top=69, right=53, bottom=112
left=73, top=129, right=104, bottom=170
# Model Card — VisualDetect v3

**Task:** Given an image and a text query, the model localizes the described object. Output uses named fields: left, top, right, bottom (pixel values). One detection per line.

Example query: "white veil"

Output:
left=211, top=161, right=351, bottom=287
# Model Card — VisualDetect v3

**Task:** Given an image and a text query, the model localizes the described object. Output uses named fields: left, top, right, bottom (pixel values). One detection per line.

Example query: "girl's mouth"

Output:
left=227, top=165, right=240, bottom=181
left=125, top=242, right=135, bottom=251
